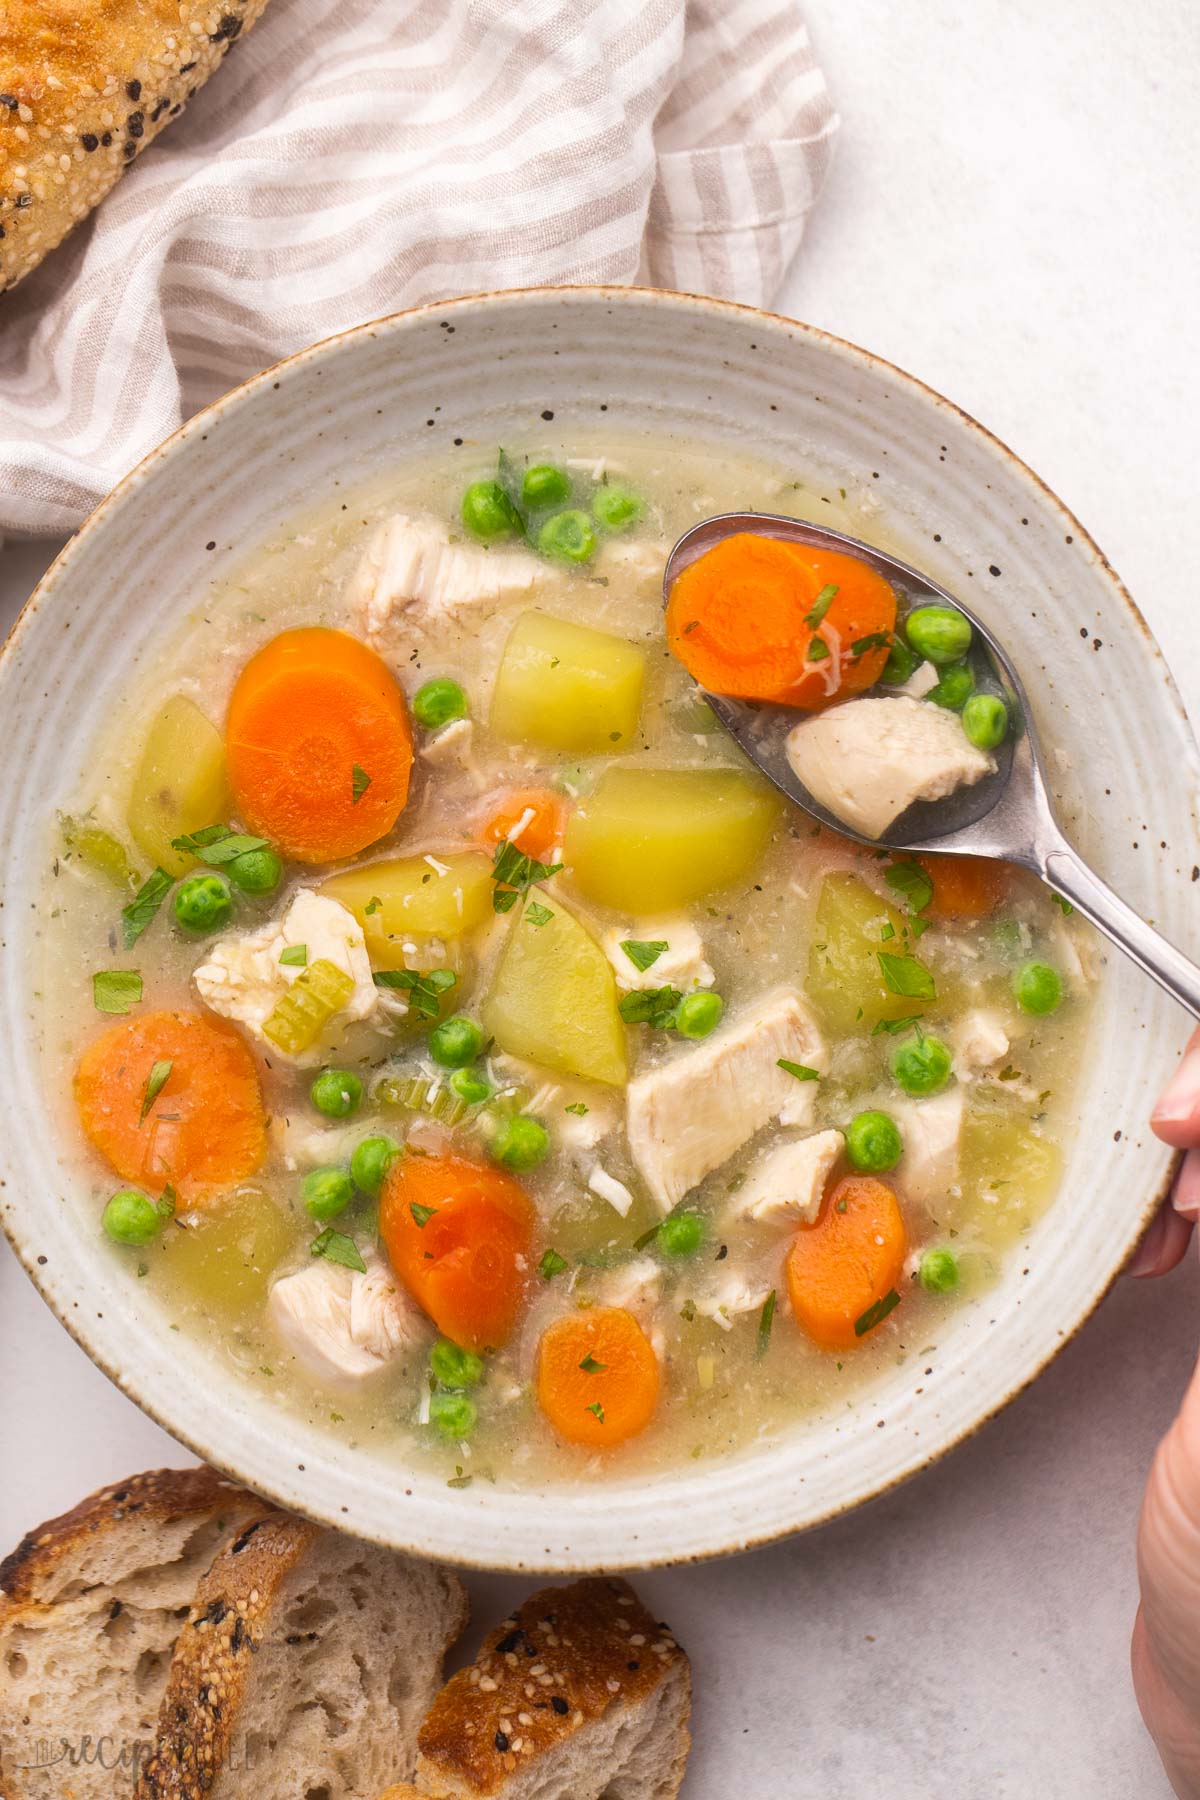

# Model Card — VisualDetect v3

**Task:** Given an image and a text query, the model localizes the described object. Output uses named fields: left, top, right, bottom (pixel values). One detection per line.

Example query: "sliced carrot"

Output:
left=536, top=1307, right=660, bottom=1447
left=666, top=535, right=897, bottom=711
left=226, top=628, right=413, bottom=864
left=786, top=1174, right=908, bottom=1351
left=480, top=787, right=568, bottom=861
left=74, top=1009, right=266, bottom=1206
left=917, top=852, right=1010, bottom=919
left=379, top=1152, right=535, bottom=1352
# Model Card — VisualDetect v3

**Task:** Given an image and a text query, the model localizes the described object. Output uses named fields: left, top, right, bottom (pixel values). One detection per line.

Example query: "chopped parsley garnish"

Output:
left=807, top=636, right=830, bottom=663
left=850, top=630, right=893, bottom=659
left=539, top=1248, right=568, bottom=1279
left=619, top=985, right=683, bottom=1029
left=372, top=967, right=456, bottom=1018
left=877, top=951, right=936, bottom=999
left=885, top=859, right=934, bottom=915
left=447, top=1466, right=473, bottom=1489
left=633, top=1220, right=662, bottom=1251
left=998, top=1064, right=1021, bottom=1082
left=620, top=939, right=669, bottom=973
left=682, top=618, right=701, bottom=634
left=777, top=1058, right=820, bottom=1082
left=121, top=867, right=173, bottom=949
left=93, top=970, right=143, bottom=1015
left=491, top=839, right=563, bottom=914
left=351, top=764, right=372, bottom=804
left=410, top=1202, right=437, bottom=1228
left=564, top=1102, right=589, bottom=1117
left=310, top=1228, right=367, bottom=1273
left=364, top=896, right=383, bottom=916
left=585, top=1400, right=606, bottom=1424
left=872, top=1013, right=924, bottom=1036
left=578, top=1354, right=608, bottom=1373
left=880, top=922, right=895, bottom=942
left=854, top=1288, right=900, bottom=1337
left=139, top=1059, right=172, bottom=1124
left=279, top=944, right=308, bottom=967
left=525, top=900, right=554, bottom=928
left=756, top=1289, right=777, bottom=1359
left=158, top=1183, right=177, bottom=1221
left=169, top=825, right=269, bottom=865
left=804, top=583, right=839, bottom=628
left=1050, top=893, right=1074, bottom=916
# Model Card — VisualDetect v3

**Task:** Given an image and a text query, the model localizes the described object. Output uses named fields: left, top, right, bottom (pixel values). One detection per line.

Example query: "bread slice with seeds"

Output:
left=135, top=1508, right=468, bottom=1800
left=0, top=1466, right=263, bottom=1800
left=413, top=1578, right=690, bottom=1800
left=0, top=0, right=274, bottom=293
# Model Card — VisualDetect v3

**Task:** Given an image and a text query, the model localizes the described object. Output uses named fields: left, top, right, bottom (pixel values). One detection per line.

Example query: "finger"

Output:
left=1171, top=1150, right=1200, bottom=1224
left=1129, top=1200, right=1195, bottom=1279
left=1152, top=1028, right=1200, bottom=1148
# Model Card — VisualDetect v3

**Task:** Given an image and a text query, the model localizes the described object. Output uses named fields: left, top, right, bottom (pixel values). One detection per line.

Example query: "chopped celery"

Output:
left=374, top=1073, right=468, bottom=1125
left=262, top=958, right=355, bottom=1056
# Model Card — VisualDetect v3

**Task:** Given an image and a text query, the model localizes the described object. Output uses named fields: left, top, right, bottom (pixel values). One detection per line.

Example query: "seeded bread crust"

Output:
left=0, top=0, right=273, bottom=293
left=415, top=1578, right=690, bottom=1798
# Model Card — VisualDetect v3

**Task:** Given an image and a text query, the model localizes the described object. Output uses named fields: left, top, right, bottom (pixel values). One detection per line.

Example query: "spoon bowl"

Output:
left=664, top=510, right=1200, bottom=1018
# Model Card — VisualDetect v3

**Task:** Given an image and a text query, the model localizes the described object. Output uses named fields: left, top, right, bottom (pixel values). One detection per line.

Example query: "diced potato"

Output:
left=154, top=1186, right=294, bottom=1317
left=959, top=1103, right=1061, bottom=1247
left=563, top=767, right=780, bottom=913
left=483, top=897, right=628, bottom=1086
left=806, top=872, right=924, bottom=1033
left=127, top=694, right=230, bottom=878
left=321, top=852, right=494, bottom=963
left=490, top=610, right=645, bottom=754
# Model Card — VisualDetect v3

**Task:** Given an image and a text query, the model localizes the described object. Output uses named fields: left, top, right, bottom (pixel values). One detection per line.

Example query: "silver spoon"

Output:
left=663, top=511, right=1200, bottom=1019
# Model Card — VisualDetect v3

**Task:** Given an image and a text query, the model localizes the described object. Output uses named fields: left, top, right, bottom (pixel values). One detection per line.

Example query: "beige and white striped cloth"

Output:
left=0, top=0, right=837, bottom=536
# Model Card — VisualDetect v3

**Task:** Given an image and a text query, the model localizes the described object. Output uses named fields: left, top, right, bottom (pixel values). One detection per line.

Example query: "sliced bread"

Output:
left=414, top=1578, right=690, bottom=1800
left=135, top=1509, right=468, bottom=1799
left=0, top=1465, right=262, bottom=1800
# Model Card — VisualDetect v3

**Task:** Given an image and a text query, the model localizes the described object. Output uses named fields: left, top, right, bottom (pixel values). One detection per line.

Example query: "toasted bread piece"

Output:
left=0, top=0, right=273, bottom=293
left=414, top=1578, right=690, bottom=1800
left=136, top=1509, right=469, bottom=1799
left=0, top=1466, right=262, bottom=1800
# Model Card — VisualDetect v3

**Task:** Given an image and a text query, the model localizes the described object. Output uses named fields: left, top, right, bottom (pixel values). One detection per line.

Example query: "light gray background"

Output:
left=3, top=2, right=1198, bottom=1793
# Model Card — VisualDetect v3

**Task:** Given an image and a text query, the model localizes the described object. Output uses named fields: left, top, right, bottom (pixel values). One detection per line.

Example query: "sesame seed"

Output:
left=605, top=1678, right=621, bottom=1694
left=629, top=1632, right=645, bottom=1645
left=478, top=1676, right=498, bottom=1693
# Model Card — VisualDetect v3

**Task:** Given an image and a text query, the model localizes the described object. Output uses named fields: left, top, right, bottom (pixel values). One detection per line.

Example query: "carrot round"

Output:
left=666, top=535, right=897, bottom=710
left=226, top=628, right=413, bottom=863
left=379, top=1152, right=535, bottom=1352
left=786, top=1174, right=908, bottom=1351
left=917, top=852, right=1010, bottom=919
left=480, top=786, right=568, bottom=861
left=74, top=1010, right=266, bottom=1206
left=536, top=1307, right=660, bottom=1447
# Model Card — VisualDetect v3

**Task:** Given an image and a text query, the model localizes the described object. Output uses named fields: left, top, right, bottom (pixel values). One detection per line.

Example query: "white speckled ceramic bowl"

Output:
left=1, top=288, right=1196, bottom=1570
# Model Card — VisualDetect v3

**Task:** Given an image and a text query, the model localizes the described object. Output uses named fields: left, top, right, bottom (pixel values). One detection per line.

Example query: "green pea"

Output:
left=429, top=1014, right=485, bottom=1069
left=490, top=1114, right=550, bottom=1172
left=658, top=1213, right=704, bottom=1257
left=430, top=1339, right=485, bottom=1389
left=927, top=662, right=974, bottom=711
left=537, top=509, right=597, bottom=564
left=302, top=1165, right=354, bottom=1221
left=845, top=1109, right=903, bottom=1173
left=310, top=1068, right=363, bottom=1119
left=881, top=636, right=921, bottom=685
left=673, top=992, right=724, bottom=1039
left=522, top=463, right=571, bottom=508
left=592, top=484, right=642, bottom=531
left=173, top=873, right=231, bottom=935
left=227, top=847, right=282, bottom=895
left=461, top=479, right=518, bottom=542
left=448, top=1066, right=491, bottom=1105
left=889, top=1032, right=952, bottom=1097
left=962, top=692, right=1009, bottom=750
left=430, top=1389, right=477, bottom=1438
left=102, top=1189, right=163, bottom=1247
left=1013, top=959, right=1063, bottom=1016
left=919, top=1247, right=959, bottom=1294
left=412, top=677, right=468, bottom=732
left=905, top=605, right=973, bottom=666
left=351, top=1134, right=401, bottom=1198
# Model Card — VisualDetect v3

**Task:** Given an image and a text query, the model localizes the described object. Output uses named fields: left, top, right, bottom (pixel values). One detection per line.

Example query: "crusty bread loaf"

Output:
left=0, top=1466, right=262, bottom=1800
left=0, top=0, right=273, bottom=293
left=135, top=1508, right=469, bottom=1800
left=413, top=1578, right=691, bottom=1800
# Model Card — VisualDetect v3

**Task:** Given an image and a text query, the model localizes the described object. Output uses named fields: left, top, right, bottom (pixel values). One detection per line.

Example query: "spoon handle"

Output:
left=1041, top=844, right=1200, bottom=1020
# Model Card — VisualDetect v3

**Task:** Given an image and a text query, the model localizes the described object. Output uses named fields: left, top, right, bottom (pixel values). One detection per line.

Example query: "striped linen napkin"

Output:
left=0, top=0, right=837, bottom=536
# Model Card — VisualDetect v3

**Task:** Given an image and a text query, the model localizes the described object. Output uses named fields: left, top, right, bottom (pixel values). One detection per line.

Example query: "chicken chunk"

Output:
left=267, top=1253, right=425, bottom=1387
left=786, top=696, right=995, bottom=839
left=626, top=988, right=828, bottom=1213
left=346, top=513, right=547, bottom=653
left=734, top=1129, right=844, bottom=1227
left=697, top=1268, right=774, bottom=1331
left=602, top=916, right=715, bottom=993
left=418, top=717, right=486, bottom=788
left=193, top=889, right=378, bottom=1064
left=894, top=1087, right=964, bottom=1204
left=599, top=1256, right=662, bottom=1315
left=587, top=1165, right=635, bottom=1218
left=955, top=1009, right=1010, bottom=1074
left=271, top=1116, right=364, bottom=1172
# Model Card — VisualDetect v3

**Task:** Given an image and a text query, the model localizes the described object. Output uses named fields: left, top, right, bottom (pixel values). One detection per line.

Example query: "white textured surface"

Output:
left=1, top=3, right=1198, bottom=1796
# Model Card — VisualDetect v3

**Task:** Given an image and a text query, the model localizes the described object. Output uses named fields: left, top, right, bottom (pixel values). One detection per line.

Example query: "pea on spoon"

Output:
left=663, top=511, right=1200, bottom=1019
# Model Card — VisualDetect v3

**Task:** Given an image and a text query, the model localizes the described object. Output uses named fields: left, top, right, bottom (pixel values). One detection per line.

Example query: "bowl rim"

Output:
left=0, top=282, right=1189, bottom=1569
